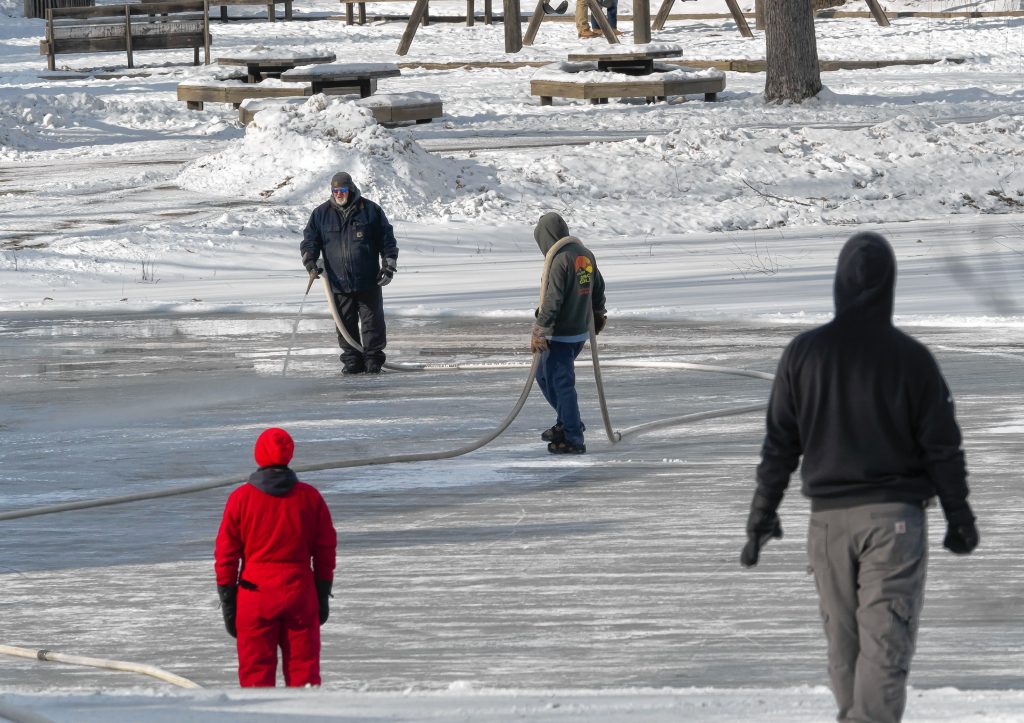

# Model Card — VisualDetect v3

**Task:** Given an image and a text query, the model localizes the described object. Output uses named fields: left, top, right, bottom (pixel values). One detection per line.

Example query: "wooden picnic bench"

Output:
left=531, top=61, right=726, bottom=105
left=338, top=0, right=494, bottom=26
left=213, top=0, right=293, bottom=22
left=177, top=77, right=311, bottom=110
left=216, top=49, right=336, bottom=82
left=279, top=62, right=401, bottom=98
left=40, top=0, right=212, bottom=70
left=238, top=92, right=443, bottom=125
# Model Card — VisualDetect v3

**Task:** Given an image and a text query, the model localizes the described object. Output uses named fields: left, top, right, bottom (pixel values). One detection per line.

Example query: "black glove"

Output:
left=740, top=493, right=783, bottom=568
left=377, top=257, right=397, bottom=287
left=943, top=503, right=979, bottom=555
left=302, top=252, right=321, bottom=278
left=217, top=585, right=237, bottom=639
left=315, top=579, right=333, bottom=626
left=594, top=312, right=607, bottom=335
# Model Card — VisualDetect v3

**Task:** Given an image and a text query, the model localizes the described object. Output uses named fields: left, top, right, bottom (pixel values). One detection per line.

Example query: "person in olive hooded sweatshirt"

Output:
left=531, top=212, right=607, bottom=454
left=741, top=231, right=978, bottom=723
left=300, top=172, right=399, bottom=374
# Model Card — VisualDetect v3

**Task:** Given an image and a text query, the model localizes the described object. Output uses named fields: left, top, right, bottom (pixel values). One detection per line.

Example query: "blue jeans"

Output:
left=535, top=340, right=586, bottom=445
left=590, top=0, right=616, bottom=29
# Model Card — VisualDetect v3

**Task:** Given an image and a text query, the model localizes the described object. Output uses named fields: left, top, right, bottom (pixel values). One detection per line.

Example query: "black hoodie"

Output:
left=756, top=232, right=969, bottom=514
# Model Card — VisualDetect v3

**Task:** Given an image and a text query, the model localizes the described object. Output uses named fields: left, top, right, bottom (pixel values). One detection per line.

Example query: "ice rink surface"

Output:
left=1, top=313, right=1021, bottom=697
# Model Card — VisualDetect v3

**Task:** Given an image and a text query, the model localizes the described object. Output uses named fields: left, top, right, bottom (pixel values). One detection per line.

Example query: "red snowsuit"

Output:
left=215, top=429, right=336, bottom=687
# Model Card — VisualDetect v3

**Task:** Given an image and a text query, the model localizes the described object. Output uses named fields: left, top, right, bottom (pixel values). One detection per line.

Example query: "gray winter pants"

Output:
left=807, top=502, right=927, bottom=723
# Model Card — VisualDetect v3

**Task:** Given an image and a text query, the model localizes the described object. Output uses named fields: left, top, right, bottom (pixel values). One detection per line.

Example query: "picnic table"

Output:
left=216, top=49, right=336, bottom=82
left=566, top=43, right=683, bottom=75
left=280, top=62, right=401, bottom=97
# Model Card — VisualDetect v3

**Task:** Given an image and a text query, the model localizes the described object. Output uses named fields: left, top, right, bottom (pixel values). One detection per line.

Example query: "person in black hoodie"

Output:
left=740, top=231, right=978, bottom=723
left=300, top=172, right=399, bottom=374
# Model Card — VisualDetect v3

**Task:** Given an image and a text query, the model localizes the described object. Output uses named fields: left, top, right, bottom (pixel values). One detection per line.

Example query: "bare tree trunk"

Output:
left=764, top=0, right=822, bottom=103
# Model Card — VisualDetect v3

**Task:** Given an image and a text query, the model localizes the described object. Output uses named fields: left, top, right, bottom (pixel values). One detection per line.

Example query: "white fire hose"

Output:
left=0, top=644, right=201, bottom=690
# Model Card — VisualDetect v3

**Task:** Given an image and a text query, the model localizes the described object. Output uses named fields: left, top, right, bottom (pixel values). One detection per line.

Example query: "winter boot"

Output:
left=364, top=361, right=383, bottom=374
left=541, top=423, right=565, bottom=443
left=342, top=362, right=365, bottom=375
left=548, top=440, right=586, bottom=454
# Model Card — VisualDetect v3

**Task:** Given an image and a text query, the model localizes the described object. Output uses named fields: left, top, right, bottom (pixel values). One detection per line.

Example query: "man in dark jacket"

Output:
left=741, top=231, right=979, bottom=723
left=300, top=172, right=399, bottom=374
left=215, top=427, right=337, bottom=686
left=531, top=212, right=607, bottom=454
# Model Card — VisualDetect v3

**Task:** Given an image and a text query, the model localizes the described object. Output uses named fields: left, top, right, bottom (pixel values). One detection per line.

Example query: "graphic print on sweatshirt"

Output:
left=575, top=256, right=593, bottom=296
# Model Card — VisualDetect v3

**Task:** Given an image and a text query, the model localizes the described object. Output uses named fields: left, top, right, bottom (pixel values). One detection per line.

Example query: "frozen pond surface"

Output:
left=1, top=313, right=1021, bottom=691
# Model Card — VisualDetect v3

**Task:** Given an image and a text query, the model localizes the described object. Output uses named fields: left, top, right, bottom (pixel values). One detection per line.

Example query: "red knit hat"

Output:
left=254, top=427, right=294, bottom=467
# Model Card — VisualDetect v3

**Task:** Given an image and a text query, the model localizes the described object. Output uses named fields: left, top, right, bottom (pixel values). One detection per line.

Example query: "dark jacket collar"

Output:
left=247, top=466, right=298, bottom=496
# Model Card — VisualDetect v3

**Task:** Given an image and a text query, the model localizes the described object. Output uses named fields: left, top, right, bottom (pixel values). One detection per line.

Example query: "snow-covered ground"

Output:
left=1, top=0, right=1023, bottom=720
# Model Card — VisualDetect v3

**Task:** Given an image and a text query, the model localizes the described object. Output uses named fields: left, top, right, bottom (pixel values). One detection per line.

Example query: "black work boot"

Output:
left=541, top=423, right=565, bottom=443
left=548, top=440, right=586, bottom=454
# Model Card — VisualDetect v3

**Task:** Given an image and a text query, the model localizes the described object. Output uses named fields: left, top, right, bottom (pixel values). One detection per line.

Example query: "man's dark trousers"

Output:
left=535, top=340, right=585, bottom=445
left=334, top=287, right=386, bottom=370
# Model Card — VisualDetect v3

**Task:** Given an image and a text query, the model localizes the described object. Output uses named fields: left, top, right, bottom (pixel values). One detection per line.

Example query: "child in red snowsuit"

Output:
left=214, top=427, right=337, bottom=687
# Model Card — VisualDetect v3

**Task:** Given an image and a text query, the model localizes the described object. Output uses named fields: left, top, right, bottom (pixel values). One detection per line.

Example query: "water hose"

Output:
left=0, top=644, right=201, bottom=690
left=0, top=244, right=771, bottom=523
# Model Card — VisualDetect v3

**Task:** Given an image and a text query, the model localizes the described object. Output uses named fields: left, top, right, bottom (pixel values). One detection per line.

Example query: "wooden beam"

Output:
left=586, top=0, right=618, bottom=43
left=723, top=0, right=752, bottom=37
left=522, top=0, right=546, bottom=45
left=396, top=0, right=430, bottom=55
left=864, top=0, right=890, bottom=26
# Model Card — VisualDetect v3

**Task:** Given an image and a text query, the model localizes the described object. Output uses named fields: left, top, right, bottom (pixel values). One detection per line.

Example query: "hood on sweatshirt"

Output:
left=533, top=212, right=570, bottom=255
left=833, top=231, right=896, bottom=322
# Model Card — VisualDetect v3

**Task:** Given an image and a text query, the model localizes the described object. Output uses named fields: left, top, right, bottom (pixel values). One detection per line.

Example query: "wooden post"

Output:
left=652, top=0, right=672, bottom=31
left=503, top=0, right=522, bottom=53
left=396, top=0, right=430, bottom=55
left=754, top=0, right=764, bottom=29
left=484, top=0, right=492, bottom=23
left=586, top=0, right=618, bottom=43
left=45, top=8, right=56, bottom=70
left=522, top=0, right=545, bottom=45
left=124, top=5, right=134, bottom=68
left=723, top=0, right=752, bottom=37
left=203, top=0, right=211, bottom=64
left=864, top=0, right=890, bottom=26
left=467, top=0, right=474, bottom=26
left=632, top=0, right=650, bottom=43
left=266, top=0, right=274, bottom=21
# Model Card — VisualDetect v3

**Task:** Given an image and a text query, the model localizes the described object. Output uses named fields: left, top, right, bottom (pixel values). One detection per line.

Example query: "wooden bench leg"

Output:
left=187, top=100, right=204, bottom=110
left=645, top=96, right=656, bottom=104
left=286, top=0, right=293, bottom=19
left=415, top=118, right=432, bottom=124
left=704, top=92, right=717, bottom=102
left=220, top=5, right=228, bottom=21
left=267, top=2, right=275, bottom=20
left=540, top=96, right=552, bottom=106
left=194, top=47, right=200, bottom=65
left=345, top=2, right=353, bottom=24
left=359, top=2, right=365, bottom=24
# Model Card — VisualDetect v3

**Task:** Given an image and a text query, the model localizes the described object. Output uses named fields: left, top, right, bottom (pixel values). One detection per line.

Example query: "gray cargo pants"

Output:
left=807, top=502, right=927, bottom=723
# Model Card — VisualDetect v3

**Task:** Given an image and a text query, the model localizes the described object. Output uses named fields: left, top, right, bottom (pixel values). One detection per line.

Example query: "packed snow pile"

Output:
left=0, top=92, right=234, bottom=158
left=493, top=111, right=1024, bottom=236
left=176, top=95, right=499, bottom=220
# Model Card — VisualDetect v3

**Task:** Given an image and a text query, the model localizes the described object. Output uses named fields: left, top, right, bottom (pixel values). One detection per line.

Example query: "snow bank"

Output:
left=176, top=94, right=500, bottom=219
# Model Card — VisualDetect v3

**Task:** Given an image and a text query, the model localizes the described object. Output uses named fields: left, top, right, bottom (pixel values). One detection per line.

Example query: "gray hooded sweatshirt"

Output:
left=533, top=212, right=606, bottom=338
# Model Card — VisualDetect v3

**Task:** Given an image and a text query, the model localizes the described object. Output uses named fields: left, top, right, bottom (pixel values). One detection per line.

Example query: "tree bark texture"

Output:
left=763, top=0, right=822, bottom=103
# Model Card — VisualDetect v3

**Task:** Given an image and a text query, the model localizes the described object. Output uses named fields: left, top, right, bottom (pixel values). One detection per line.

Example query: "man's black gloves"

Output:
left=218, top=585, right=237, bottom=639
left=594, top=312, right=607, bottom=335
left=740, top=493, right=783, bottom=568
left=943, top=503, right=979, bottom=555
left=302, top=252, right=321, bottom=281
left=315, top=579, right=333, bottom=626
left=377, top=257, right=397, bottom=287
